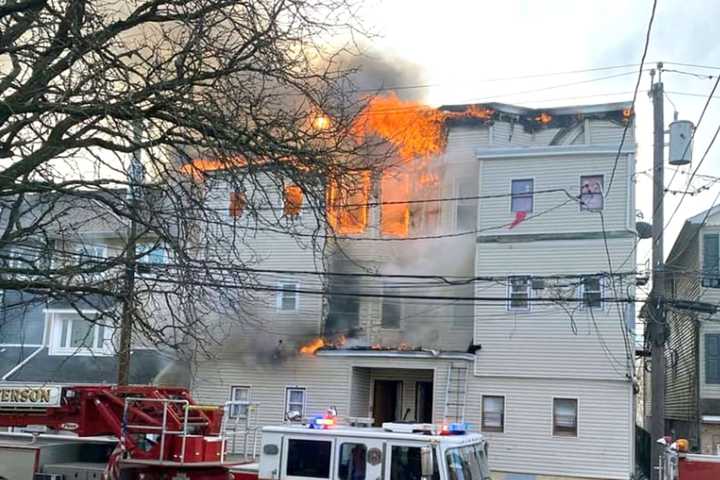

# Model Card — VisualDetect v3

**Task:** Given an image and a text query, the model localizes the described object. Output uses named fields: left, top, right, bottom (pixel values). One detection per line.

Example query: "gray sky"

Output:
left=361, top=0, right=720, bottom=273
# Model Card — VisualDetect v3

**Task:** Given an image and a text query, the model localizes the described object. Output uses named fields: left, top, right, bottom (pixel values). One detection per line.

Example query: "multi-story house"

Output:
left=0, top=193, right=170, bottom=385
left=192, top=100, right=637, bottom=480
left=657, top=206, right=720, bottom=454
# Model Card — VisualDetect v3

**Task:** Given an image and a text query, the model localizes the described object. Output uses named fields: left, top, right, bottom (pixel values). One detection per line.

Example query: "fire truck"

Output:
left=0, top=384, right=491, bottom=480
left=231, top=418, right=491, bottom=480
left=659, top=437, right=720, bottom=480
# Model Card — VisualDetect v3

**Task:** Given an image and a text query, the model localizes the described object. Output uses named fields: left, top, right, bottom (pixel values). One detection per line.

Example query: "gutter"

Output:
left=316, top=350, right=475, bottom=361
left=1, top=346, right=44, bottom=381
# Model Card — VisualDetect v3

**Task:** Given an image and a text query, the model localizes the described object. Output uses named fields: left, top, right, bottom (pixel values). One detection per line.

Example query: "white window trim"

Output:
left=551, top=397, right=579, bottom=438
left=284, top=386, right=307, bottom=420
left=578, top=276, right=606, bottom=310
left=507, top=276, right=532, bottom=312
left=481, top=394, right=506, bottom=433
left=579, top=174, right=605, bottom=212
left=46, top=309, right=113, bottom=357
left=509, top=178, right=535, bottom=213
left=229, top=385, right=251, bottom=419
left=276, top=282, right=300, bottom=312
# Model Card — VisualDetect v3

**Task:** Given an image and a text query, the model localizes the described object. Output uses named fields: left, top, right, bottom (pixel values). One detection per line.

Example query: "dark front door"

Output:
left=415, top=381, right=433, bottom=423
left=373, top=380, right=400, bottom=426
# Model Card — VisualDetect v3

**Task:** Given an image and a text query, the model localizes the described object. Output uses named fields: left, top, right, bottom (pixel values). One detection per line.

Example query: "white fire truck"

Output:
left=232, top=416, right=492, bottom=480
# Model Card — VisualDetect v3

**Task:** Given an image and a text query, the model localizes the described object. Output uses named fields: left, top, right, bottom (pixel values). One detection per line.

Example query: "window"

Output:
left=285, top=387, right=306, bottom=419
left=456, top=178, right=477, bottom=231
left=49, top=311, right=112, bottom=356
left=508, top=276, right=530, bottom=311
left=381, top=283, right=402, bottom=329
left=138, top=243, right=167, bottom=265
left=325, top=275, right=360, bottom=334
left=277, top=283, right=299, bottom=311
left=511, top=179, right=533, bottom=213
left=580, top=175, right=604, bottom=211
left=74, top=243, right=107, bottom=280
left=581, top=276, right=603, bottom=309
left=229, top=386, right=250, bottom=418
left=338, top=443, right=367, bottom=480
left=390, top=445, right=438, bottom=480
left=481, top=396, right=504, bottom=432
left=446, top=445, right=490, bottom=480
left=553, top=398, right=578, bottom=437
left=706, top=334, right=720, bottom=384
left=284, top=185, right=303, bottom=217
left=286, top=439, right=331, bottom=478
left=703, top=234, right=720, bottom=288
left=229, top=190, right=247, bottom=218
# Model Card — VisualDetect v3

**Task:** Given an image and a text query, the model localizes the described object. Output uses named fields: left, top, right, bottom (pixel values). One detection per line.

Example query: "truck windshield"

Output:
left=445, top=445, right=491, bottom=480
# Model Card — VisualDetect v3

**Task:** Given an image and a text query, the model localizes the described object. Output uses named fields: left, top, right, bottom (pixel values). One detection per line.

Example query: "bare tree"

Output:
left=0, top=0, right=382, bottom=384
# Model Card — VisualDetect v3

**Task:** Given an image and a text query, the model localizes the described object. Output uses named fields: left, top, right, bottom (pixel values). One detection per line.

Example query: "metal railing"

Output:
left=221, top=401, right=260, bottom=461
left=122, top=396, right=192, bottom=464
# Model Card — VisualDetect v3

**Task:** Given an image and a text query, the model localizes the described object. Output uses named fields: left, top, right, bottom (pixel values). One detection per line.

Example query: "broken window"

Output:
left=511, top=179, right=533, bottom=213
left=381, top=282, right=402, bottom=329
left=507, top=276, right=530, bottom=311
left=381, top=169, right=410, bottom=237
left=581, top=276, right=603, bottom=309
left=283, top=185, right=303, bottom=217
left=553, top=398, right=578, bottom=437
left=580, top=175, right=604, bottom=211
left=456, top=178, right=476, bottom=231
left=325, top=275, right=360, bottom=335
left=229, top=190, right=246, bottom=218
left=327, top=171, right=370, bottom=234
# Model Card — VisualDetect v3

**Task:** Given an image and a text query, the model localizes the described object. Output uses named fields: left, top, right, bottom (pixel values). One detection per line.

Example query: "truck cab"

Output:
left=238, top=420, right=491, bottom=480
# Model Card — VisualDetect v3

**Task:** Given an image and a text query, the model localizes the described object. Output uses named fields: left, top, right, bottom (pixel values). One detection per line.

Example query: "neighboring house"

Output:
left=191, top=101, right=637, bottom=480
left=0, top=193, right=170, bottom=385
left=655, top=206, right=720, bottom=454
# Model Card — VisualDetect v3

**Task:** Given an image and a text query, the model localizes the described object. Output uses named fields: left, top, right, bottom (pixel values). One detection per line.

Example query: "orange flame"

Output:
left=380, top=168, right=410, bottom=237
left=299, top=337, right=326, bottom=355
left=327, top=171, right=371, bottom=234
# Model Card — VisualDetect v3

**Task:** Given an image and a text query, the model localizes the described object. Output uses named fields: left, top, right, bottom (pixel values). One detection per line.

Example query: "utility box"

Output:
left=669, top=120, right=694, bottom=165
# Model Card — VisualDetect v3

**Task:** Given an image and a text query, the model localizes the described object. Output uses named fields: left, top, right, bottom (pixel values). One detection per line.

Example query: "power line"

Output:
left=605, top=0, right=658, bottom=199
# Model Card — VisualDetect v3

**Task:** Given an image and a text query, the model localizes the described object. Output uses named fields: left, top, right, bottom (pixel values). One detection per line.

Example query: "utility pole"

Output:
left=650, top=63, right=666, bottom=480
left=118, top=122, right=143, bottom=386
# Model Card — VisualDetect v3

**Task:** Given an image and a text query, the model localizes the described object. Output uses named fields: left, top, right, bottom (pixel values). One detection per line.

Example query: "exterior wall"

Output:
left=474, top=237, right=635, bottom=381
left=699, top=423, right=720, bottom=455
left=467, top=377, right=633, bottom=480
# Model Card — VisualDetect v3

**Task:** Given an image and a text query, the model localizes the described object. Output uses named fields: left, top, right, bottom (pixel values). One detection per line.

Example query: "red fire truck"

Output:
left=0, top=384, right=250, bottom=479
left=660, top=438, right=720, bottom=480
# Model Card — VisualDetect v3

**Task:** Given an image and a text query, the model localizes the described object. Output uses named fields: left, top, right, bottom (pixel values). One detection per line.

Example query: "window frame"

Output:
left=579, top=174, right=605, bottom=211
left=73, top=243, right=108, bottom=280
left=579, top=276, right=605, bottom=310
left=276, top=282, right=300, bottom=312
left=507, top=276, right=531, bottom=312
left=46, top=310, right=113, bottom=357
left=510, top=179, right=534, bottom=213
left=381, top=282, right=402, bottom=330
left=705, top=334, right=720, bottom=384
left=702, top=233, right=720, bottom=288
left=552, top=397, right=579, bottom=437
left=481, top=395, right=505, bottom=433
left=284, top=386, right=307, bottom=420
left=229, top=385, right=251, bottom=419
left=455, top=177, right=477, bottom=232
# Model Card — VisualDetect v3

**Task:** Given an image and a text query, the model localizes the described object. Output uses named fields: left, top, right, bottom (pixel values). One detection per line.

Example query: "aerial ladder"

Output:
left=0, top=384, right=252, bottom=480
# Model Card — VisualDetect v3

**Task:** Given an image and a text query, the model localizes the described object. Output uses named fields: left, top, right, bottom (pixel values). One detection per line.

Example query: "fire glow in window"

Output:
left=229, top=190, right=246, bottom=218
left=381, top=169, right=410, bottom=237
left=327, top=171, right=370, bottom=234
left=283, top=185, right=303, bottom=217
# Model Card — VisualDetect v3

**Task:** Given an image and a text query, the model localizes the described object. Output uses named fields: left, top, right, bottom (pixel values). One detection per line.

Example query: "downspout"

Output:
left=695, top=317, right=701, bottom=449
left=1, top=345, right=44, bottom=381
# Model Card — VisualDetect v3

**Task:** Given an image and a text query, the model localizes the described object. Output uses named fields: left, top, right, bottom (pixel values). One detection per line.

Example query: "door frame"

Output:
left=371, top=379, right=403, bottom=425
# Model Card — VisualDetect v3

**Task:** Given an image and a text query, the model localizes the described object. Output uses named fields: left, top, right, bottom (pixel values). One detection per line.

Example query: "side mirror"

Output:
left=421, top=446, right=434, bottom=478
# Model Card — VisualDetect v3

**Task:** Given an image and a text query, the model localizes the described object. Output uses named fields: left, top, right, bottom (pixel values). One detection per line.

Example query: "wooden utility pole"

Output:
left=118, top=123, right=143, bottom=386
left=650, top=63, right=666, bottom=480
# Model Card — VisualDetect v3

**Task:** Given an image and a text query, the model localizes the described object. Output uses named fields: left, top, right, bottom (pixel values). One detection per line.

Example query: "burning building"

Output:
left=191, top=98, right=637, bottom=480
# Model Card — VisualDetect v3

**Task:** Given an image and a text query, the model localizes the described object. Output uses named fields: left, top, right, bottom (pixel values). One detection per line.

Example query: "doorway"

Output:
left=373, top=380, right=401, bottom=426
left=415, top=381, right=433, bottom=423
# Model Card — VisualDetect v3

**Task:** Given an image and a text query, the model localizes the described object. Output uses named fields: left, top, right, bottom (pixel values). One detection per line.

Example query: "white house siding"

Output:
left=467, top=377, right=633, bottom=480
left=476, top=152, right=632, bottom=237
left=474, top=237, right=635, bottom=381
left=694, top=221, right=720, bottom=400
